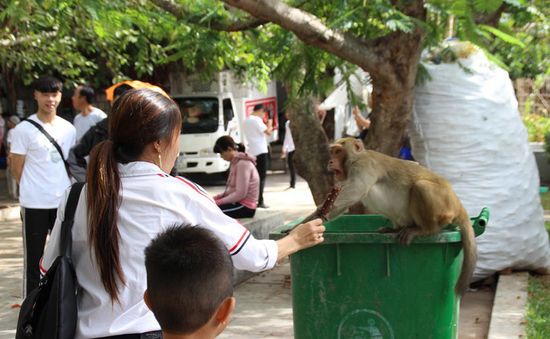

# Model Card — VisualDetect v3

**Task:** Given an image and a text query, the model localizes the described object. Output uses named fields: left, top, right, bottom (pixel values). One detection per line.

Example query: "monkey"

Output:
left=305, top=137, right=476, bottom=295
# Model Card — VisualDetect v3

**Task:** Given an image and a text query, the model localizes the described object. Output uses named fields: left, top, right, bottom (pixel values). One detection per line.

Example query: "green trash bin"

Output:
left=269, top=208, right=489, bottom=339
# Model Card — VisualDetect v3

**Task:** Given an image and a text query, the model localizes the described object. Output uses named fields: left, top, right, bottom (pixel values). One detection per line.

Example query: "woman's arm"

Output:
left=191, top=190, right=325, bottom=272
left=275, top=218, right=325, bottom=261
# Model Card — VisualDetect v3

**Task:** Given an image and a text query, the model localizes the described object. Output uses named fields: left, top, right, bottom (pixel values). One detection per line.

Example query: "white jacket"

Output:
left=42, top=161, right=278, bottom=338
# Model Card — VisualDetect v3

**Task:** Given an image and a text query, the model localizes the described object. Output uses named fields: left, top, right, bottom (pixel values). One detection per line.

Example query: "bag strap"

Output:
left=24, top=119, right=71, bottom=178
left=60, top=182, right=85, bottom=258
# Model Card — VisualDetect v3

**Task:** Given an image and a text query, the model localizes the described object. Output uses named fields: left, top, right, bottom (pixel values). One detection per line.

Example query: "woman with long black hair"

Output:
left=41, top=89, right=325, bottom=339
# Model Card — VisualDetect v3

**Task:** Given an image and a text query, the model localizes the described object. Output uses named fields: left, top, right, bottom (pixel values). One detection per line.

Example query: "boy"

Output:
left=10, top=75, right=76, bottom=295
left=144, top=225, right=236, bottom=339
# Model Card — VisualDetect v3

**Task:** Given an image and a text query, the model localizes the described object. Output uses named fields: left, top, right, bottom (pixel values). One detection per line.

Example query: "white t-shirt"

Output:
left=243, top=115, right=268, bottom=156
left=41, top=161, right=278, bottom=339
left=10, top=114, right=76, bottom=208
left=73, top=107, right=107, bottom=141
left=283, top=120, right=295, bottom=153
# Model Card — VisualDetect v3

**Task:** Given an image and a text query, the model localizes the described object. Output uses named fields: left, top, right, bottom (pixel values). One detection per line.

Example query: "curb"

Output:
left=487, top=272, right=528, bottom=339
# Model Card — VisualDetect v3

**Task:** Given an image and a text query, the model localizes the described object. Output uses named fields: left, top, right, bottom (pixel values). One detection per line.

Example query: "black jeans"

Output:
left=287, top=150, right=296, bottom=188
left=218, top=202, right=256, bottom=218
left=255, top=152, right=268, bottom=205
left=21, top=207, right=57, bottom=296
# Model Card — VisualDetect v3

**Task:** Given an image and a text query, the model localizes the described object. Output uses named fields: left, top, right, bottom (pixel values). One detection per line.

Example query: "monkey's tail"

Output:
left=455, top=208, right=477, bottom=296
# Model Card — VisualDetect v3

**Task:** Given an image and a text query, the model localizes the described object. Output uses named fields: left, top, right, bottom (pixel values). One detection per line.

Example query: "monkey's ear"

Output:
left=353, top=139, right=365, bottom=153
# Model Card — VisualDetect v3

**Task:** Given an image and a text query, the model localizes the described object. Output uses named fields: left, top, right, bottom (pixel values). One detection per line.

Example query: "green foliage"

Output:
left=487, top=0, right=549, bottom=79
left=527, top=275, right=550, bottom=338
left=473, top=0, right=504, bottom=13
left=1, top=0, right=546, bottom=108
left=0, top=0, right=175, bottom=88
left=478, top=24, right=524, bottom=47
left=522, top=114, right=550, bottom=142
left=545, top=132, right=550, bottom=162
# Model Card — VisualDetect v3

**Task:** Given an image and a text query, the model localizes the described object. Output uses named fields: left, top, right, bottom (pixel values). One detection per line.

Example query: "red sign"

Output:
left=245, top=97, right=278, bottom=129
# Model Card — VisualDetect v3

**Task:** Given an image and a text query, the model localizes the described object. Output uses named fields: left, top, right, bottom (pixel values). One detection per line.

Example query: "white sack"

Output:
left=410, top=44, right=550, bottom=280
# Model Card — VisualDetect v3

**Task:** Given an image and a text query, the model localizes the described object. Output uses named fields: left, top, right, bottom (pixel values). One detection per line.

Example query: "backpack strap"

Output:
left=60, top=183, right=85, bottom=258
left=24, top=119, right=71, bottom=178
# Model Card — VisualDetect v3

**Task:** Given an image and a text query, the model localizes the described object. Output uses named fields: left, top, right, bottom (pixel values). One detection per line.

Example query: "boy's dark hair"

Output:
left=144, top=225, right=233, bottom=334
left=252, top=103, right=265, bottom=112
left=78, top=86, right=95, bottom=104
left=213, top=135, right=245, bottom=153
left=32, top=76, right=62, bottom=93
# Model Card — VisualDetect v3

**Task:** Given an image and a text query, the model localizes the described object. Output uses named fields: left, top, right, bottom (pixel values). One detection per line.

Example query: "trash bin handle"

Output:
left=471, top=207, right=489, bottom=237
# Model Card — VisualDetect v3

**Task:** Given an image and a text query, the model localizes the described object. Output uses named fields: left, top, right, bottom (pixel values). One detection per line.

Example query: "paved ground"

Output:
left=0, top=170, right=496, bottom=338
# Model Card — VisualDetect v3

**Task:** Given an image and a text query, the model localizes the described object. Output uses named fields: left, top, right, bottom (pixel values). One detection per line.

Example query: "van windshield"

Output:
left=174, top=97, right=219, bottom=134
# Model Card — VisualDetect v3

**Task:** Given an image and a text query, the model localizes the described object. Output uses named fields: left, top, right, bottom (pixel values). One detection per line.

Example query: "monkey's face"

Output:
left=328, top=144, right=348, bottom=181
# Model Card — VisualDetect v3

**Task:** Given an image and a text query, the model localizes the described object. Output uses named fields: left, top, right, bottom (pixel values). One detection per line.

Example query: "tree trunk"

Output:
left=366, top=30, right=424, bottom=156
left=287, top=98, right=333, bottom=205
left=1, top=68, right=18, bottom=116
left=219, top=0, right=426, bottom=199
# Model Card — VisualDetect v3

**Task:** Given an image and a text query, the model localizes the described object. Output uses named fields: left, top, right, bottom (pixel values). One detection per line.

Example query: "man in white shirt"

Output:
left=9, top=76, right=76, bottom=296
left=71, top=85, right=107, bottom=141
left=281, top=115, right=296, bottom=189
left=242, top=104, right=272, bottom=208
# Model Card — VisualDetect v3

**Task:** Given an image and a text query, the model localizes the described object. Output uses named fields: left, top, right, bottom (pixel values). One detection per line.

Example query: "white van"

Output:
left=170, top=71, right=278, bottom=174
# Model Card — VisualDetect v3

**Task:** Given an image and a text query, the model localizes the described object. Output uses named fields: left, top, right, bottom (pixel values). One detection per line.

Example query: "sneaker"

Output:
left=257, top=203, right=269, bottom=209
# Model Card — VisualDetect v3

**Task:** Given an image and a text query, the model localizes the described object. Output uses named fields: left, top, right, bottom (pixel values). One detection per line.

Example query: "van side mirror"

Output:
left=223, top=109, right=234, bottom=129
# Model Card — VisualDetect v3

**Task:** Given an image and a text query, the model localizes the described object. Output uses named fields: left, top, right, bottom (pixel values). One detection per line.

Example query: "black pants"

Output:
left=287, top=150, right=296, bottom=188
left=218, top=203, right=256, bottom=218
left=21, top=207, right=57, bottom=296
left=255, top=152, right=268, bottom=205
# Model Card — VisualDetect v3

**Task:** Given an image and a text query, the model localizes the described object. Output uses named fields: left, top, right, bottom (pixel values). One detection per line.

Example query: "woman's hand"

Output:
left=276, top=218, right=325, bottom=261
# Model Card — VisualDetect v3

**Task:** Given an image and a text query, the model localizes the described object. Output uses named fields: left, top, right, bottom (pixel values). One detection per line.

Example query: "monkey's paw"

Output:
left=397, top=228, right=417, bottom=246
left=376, top=226, right=399, bottom=234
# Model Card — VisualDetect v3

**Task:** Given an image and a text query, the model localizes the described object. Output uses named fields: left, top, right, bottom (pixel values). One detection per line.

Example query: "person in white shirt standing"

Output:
left=281, top=113, right=296, bottom=189
left=41, top=89, right=324, bottom=339
left=9, top=76, right=76, bottom=296
left=71, top=85, right=107, bottom=141
left=242, top=104, right=273, bottom=209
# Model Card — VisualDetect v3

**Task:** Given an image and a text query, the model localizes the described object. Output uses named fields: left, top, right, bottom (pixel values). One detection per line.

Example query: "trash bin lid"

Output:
left=270, top=207, right=488, bottom=244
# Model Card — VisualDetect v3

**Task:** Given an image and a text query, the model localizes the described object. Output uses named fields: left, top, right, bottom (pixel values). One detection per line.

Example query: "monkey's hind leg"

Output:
left=396, top=226, right=425, bottom=245
left=403, top=179, right=453, bottom=245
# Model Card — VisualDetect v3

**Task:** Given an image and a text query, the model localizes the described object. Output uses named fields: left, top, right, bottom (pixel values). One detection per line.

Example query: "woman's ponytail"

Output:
left=86, top=140, right=125, bottom=302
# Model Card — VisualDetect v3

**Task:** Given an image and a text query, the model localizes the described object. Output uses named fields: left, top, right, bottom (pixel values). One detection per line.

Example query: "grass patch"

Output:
left=541, top=191, right=550, bottom=210
left=527, top=274, right=550, bottom=338
left=528, top=191, right=550, bottom=338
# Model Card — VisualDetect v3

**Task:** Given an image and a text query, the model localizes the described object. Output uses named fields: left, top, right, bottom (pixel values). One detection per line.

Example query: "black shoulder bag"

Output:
left=24, top=119, right=71, bottom=178
left=16, top=182, right=85, bottom=339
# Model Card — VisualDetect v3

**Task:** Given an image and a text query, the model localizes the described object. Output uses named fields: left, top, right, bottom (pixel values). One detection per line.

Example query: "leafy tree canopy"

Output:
left=1, top=0, right=547, bottom=96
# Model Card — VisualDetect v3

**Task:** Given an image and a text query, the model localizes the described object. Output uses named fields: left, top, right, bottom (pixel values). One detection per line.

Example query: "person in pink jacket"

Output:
left=213, top=136, right=260, bottom=218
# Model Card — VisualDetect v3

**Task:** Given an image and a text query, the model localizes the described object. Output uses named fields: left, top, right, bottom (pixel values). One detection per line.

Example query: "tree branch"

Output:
left=475, top=3, right=508, bottom=27
left=221, top=0, right=384, bottom=77
left=150, top=0, right=268, bottom=32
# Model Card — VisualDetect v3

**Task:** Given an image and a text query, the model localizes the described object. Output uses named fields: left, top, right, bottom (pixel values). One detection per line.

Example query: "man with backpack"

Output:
left=9, top=76, right=76, bottom=296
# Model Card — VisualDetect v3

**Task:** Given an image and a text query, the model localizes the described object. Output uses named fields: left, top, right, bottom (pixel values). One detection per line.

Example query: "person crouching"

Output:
left=213, top=136, right=259, bottom=219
